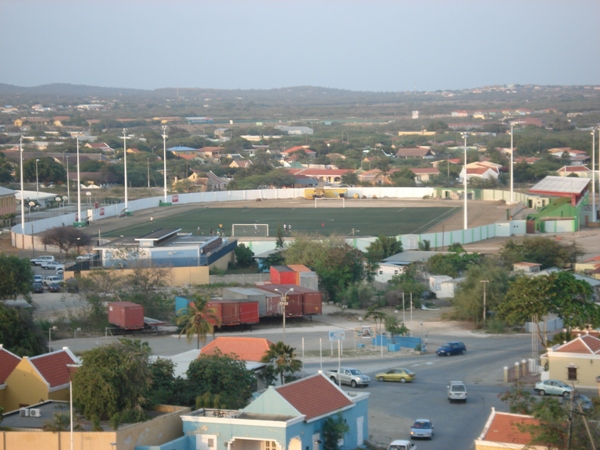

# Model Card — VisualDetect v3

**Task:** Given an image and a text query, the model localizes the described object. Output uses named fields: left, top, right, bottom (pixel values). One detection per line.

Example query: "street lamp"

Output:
left=147, top=158, right=150, bottom=189
left=274, top=287, right=294, bottom=341
left=481, top=280, right=489, bottom=328
left=74, top=327, right=81, bottom=352
left=351, top=228, right=359, bottom=247
left=461, top=132, right=468, bottom=229
left=121, top=129, right=129, bottom=211
left=35, top=158, right=40, bottom=201
left=48, top=325, right=57, bottom=352
left=162, top=125, right=168, bottom=202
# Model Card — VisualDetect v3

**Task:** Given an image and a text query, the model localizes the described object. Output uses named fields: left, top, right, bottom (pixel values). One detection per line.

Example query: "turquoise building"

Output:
left=136, top=373, right=369, bottom=450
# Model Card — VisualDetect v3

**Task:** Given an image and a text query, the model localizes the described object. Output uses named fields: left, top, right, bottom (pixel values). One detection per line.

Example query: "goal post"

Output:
left=314, top=197, right=345, bottom=208
left=232, top=224, right=269, bottom=237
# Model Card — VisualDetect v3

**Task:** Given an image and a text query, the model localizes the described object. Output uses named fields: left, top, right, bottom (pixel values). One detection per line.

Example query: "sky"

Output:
left=1, top=0, right=599, bottom=93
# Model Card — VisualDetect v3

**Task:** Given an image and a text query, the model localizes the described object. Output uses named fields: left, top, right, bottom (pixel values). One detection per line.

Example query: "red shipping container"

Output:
left=108, top=302, right=145, bottom=330
left=207, top=300, right=241, bottom=326
left=256, top=284, right=303, bottom=317
left=238, top=300, right=260, bottom=325
left=269, top=266, right=296, bottom=285
left=291, top=285, right=323, bottom=315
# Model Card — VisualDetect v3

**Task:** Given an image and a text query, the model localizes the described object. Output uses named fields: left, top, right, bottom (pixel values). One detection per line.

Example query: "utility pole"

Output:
left=481, top=280, right=489, bottom=328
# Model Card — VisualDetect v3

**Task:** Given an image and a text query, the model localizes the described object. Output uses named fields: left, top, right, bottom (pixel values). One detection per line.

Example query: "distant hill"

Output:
left=0, top=83, right=147, bottom=97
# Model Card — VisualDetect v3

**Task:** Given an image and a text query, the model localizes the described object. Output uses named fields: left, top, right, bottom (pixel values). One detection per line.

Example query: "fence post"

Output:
left=504, top=366, right=509, bottom=383
left=514, top=362, right=520, bottom=380
left=522, top=359, right=527, bottom=376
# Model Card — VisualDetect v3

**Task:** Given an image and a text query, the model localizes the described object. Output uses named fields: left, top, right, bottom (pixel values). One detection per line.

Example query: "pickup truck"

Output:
left=326, top=367, right=370, bottom=388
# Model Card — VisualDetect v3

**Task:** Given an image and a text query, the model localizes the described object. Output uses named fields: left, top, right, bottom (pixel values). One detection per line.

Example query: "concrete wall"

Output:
left=65, top=266, right=209, bottom=287
left=0, top=405, right=189, bottom=450
left=547, top=352, right=599, bottom=389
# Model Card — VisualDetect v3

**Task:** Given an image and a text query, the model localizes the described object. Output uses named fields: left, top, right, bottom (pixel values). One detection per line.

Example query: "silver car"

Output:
left=410, top=419, right=433, bottom=440
left=534, top=379, right=574, bottom=397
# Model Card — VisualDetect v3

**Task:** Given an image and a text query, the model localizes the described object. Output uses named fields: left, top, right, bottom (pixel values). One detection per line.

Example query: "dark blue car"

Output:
left=436, top=341, right=466, bottom=356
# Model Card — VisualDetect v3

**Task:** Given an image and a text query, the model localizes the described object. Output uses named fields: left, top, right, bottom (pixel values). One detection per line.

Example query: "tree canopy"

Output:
left=499, top=236, right=583, bottom=270
left=187, top=350, right=256, bottom=409
left=40, top=227, right=93, bottom=257
left=0, top=254, right=34, bottom=299
left=0, top=302, right=45, bottom=356
left=260, top=341, right=303, bottom=386
left=72, top=339, right=152, bottom=421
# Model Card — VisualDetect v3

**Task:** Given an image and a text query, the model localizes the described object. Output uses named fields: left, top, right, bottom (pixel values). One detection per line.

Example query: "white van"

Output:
left=447, top=381, right=467, bottom=403
left=30, top=255, right=55, bottom=266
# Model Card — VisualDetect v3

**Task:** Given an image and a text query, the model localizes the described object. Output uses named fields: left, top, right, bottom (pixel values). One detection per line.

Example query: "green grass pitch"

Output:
left=103, top=207, right=459, bottom=238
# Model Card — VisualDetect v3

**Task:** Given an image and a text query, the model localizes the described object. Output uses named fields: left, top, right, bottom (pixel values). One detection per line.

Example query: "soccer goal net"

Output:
left=314, top=197, right=345, bottom=208
left=232, top=224, right=270, bottom=237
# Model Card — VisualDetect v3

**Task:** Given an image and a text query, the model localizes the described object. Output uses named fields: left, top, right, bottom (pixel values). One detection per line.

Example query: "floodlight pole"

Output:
left=162, top=126, right=168, bottom=202
left=592, top=129, right=596, bottom=222
left=462, top=132, right=468, bottom=229
left=65, top=154, right=70, bottom=204
left=19, top=136, right=25, bottom=233
left=76, top=134, right=81, bottom=224
left=510, top=123, right=514, bottom=204
left=481, top=280, right=489, bottom=328
left=121, top=129, right=129, bottom=210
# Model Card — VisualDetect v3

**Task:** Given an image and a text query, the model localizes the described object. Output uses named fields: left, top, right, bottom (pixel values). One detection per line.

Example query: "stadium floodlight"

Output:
left=461, top=132, right=468, bottom=230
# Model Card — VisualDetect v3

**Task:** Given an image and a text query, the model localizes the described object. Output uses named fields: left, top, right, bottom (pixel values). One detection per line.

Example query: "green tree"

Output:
left=447, top=259, right=511, bottom=323
left=148, top=358, right=177, bottom=406
left=364, top=235, right=402, bottom=281
left=425, top=251, right=482, bottom=278
left=40, top=227, right=93, bottom=258
left=322, top=413, right=350, bottom=450
left=0, top=254, right=34, bottom=299
left=72, top=339, right=152, bottom=421
left=187, top=350, right=255, bottom=409
left=42, top=413, right=71, bottom=432
left=285, top=235, right=365, bottom=302
left=341, top=171, right=359, bottom=186
left=499, top=237, right=583, bottom=270
left=176, top=295, right=221, bottom=349
left=0, top=302, right=45, bottom=356
left=260, top=341, right=303, bottom=386
left=234, top=244, right=254, bottom=268
left=275, top=224, right=285, bottom=248
left=365, top=307, right=387, bottom=334
left=387, top=264, right=427, bottom=301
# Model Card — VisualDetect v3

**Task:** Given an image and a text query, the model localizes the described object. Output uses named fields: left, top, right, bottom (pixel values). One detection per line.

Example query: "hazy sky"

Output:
left=1, top=0, right=599, bottom=92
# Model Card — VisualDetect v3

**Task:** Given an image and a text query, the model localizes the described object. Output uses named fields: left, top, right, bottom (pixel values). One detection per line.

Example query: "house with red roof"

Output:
left=287, top=168, right=352, bottom=185
left=2, top=347, right=77, bottom=412
left=475, top=408, right=541, bottom=449
left=410, top=167, right=440, bottom=183
left=557, top=165, right=591, bottom=178
left=542, top=332, right=600, bottom=389
left=459, top=162, right=500, bottom=183
left=282, top=146, right=316, bottom=159
left=0, top=345, right=21, bottom=410
left=395, top=147, right=434, bottom=159
left=163, top=373, right=369, bottom=450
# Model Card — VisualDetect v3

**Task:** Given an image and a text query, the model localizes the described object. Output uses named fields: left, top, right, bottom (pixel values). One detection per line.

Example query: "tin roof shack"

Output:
left=108, top=302, right=145, bottom=330
left=270, top=266, right=296, bottom=284
left=222, top=287, right=281, bottom=317
left=287, top=285, right=322, bottom=316
left=256, top=284, right=304, bottom=317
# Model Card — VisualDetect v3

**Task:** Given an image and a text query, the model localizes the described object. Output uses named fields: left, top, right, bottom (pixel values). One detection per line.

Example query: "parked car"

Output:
left=43, top=275, right=62, bottom=286
left=447, top=381, right=468, bottom=403
left=562, top=394, right=593, bottom=411
left=534, top=380, right=575, bottom=397
left=47, top=283, right=61, bottom=293
left=30, top=255, right=55, bottom=266
left=388, top=440, right=417, bottom=450
left=436, top=341, right=466, bottom=356
left=33, top=275, right=43, bottom=284
left=43, top=261, right=64, bottom=271
left=31, top=282, right=44, bottom=293
left=410, top=419, right=434, bottom=440
left=375, top=368, right=416, bottom=383
left=76, top=253, right=97, bottom=261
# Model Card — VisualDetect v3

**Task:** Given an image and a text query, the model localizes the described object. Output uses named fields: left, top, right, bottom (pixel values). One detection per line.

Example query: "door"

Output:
left=356, top=416, right=364, bottom=445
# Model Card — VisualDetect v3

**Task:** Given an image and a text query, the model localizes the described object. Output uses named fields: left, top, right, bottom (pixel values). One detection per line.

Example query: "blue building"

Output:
left=135, top=373, right=369, bottom=450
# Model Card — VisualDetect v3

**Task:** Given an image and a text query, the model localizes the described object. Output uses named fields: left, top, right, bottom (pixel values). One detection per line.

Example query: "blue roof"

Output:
left=168, top=146, right=196, bottom=152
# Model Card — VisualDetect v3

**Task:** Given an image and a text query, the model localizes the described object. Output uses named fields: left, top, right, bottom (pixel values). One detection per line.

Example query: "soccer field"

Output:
left=103, top=207, right=459, bottom=238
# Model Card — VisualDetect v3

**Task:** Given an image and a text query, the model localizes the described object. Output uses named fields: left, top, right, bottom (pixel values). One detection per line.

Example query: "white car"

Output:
left=43, top=261, right=64, bottom=271
left=388, top=440, right=416, bottom=450
left=43, top=275, right=63, bottom=286
left=76, top=253, right=97, bottom=261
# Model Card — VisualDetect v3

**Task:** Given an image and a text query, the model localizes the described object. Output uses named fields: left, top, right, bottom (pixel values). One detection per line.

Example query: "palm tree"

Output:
left=260, top=341, right=302, bottom=385
left=176, top=295, right=221, bottom=349
left=365, top=307, right=387, bottom=334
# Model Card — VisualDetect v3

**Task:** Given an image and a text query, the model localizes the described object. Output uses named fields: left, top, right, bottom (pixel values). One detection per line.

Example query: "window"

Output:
left=265, top=441, right=277, bottom=450
left=568, top=366, right=577, bottom=381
